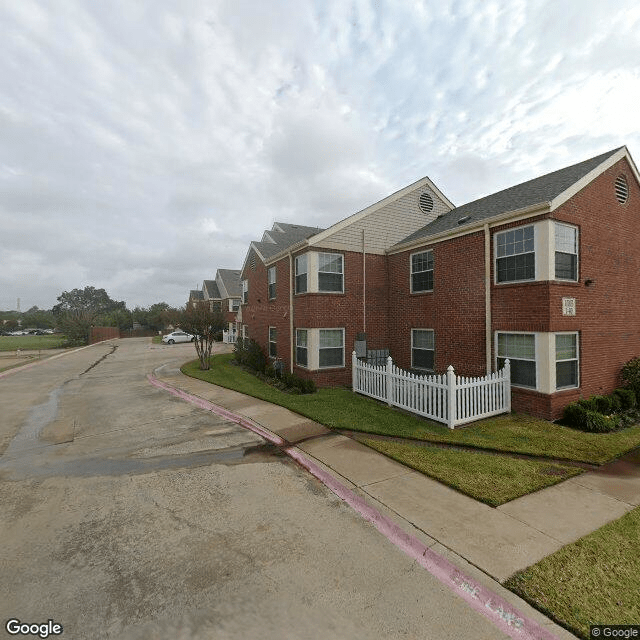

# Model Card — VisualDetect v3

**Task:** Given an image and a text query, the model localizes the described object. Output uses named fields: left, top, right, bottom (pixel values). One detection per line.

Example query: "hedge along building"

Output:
left=238, top=146, right=640, bottom=421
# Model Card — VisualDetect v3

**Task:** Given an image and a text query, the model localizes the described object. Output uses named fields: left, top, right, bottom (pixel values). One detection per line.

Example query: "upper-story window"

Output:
left=496, top=226, right=535, bottom=283
left=411, top=250, right=434, bottom=292
left=295, top=255, right=307, bottom=294
left=318, top=253, right=343, bottom=292
left=242, top=280, right=248, bottom=304
left=230, top=298, right=240, bottom=312
left=267, top=266, right=276, bottom=300
left=554, top=223, right=578, bottom=281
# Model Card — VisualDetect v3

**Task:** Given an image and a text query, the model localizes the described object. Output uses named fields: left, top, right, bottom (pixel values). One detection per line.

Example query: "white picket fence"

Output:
left=351, top=352, right=511, bottom=429
left=222, top=330, right=237, bottom=344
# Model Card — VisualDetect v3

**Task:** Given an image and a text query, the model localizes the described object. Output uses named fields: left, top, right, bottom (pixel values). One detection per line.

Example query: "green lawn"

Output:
left=183, top=354, right=640, bottom=465
left=505, top=506, right=640, bottom=639
left=358, top=438, right=583, bottom=506
left=0, top=334, right=67, bottom=351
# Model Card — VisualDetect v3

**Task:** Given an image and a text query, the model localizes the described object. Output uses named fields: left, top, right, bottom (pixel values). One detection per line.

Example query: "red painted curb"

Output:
left=148, top=373, right=561, bottom=640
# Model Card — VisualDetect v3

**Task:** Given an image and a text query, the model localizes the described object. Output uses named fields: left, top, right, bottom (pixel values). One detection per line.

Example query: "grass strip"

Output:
left=357, top=438, right=583, bottom=506
left=0, top=334, right=67, bottom=351
left=182, top=354, right=640, bottom=464
left=504, top=506, right=640, bottom=639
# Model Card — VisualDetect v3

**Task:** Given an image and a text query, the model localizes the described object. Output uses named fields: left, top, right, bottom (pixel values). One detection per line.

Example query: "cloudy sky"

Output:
left=1, top=0, right=639, bottom=310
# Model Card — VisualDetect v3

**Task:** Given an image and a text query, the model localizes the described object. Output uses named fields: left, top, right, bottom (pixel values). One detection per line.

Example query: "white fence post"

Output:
left=504, top=358, right=511, bottom=412
left=386, top=356, right=393, bottom=406
left=446, top=365, right=456, bottom=429
left=352, top=351, right=357, bottom=393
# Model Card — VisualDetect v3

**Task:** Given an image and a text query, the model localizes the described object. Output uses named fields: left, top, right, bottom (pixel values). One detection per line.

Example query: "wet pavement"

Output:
left=0, top=338, right=522, bottom=640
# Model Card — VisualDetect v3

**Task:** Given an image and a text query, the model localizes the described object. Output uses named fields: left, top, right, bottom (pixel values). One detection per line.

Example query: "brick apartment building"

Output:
left=237, top=146, right=640, bottom=420
left=189, top=269, right=242, bottom=336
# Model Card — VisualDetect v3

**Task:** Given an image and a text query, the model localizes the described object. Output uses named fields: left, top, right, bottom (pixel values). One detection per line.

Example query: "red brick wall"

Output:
left=388, top=232, right=487, bottom=377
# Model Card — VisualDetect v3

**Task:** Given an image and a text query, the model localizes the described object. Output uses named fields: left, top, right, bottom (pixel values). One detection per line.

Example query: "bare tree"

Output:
left=177, top=302, right=225, bottom=370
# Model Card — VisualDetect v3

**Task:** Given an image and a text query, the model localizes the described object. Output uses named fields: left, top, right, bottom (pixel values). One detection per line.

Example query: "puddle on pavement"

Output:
left=0, top=442, right=286, bottom=480
left=5, top=387, right=63, bottom=456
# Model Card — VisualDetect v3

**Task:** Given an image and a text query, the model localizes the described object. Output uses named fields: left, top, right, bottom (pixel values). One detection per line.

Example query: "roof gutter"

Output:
left=386, top=201, right=551, bottom=255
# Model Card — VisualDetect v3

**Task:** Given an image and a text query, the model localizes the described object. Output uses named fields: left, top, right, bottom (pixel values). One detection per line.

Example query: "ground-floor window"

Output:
left=411, top=329, right=434, bottom=370
left=296, top=329, right=308, bottom=367
left=319, top=329, right=344, bottom=368
left=497, top=333, right=536, bottom=388
left=556, top=333, right=579, bottom=389
left=269, top=327, right=277, bottom=358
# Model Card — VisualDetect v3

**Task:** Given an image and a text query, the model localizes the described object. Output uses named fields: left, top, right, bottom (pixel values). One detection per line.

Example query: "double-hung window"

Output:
left=296, top=330, right=308, bottom=367
left=242, top=280, right=248, bottom=304
left=555, top=224, right=578, bottom=281
left=497, top=333, right=536, bottom=388
left=267, top=266, right=276, bottom=300
left=295, top=255, right=307, bottom=294
left=318, top=253, right=343, bottom=292
left=231, top=299, right=240, bottom=312
left=411, top=329, right=435, bottom=370
left=269, top=327, right=277, bottom=358
left=496, top=226, right=535, bottom=283
left=556, top=333, right=579, bottom=389
left=411, top=251, right=434, bottom=292
left=319, top=329, right=344, bottom=367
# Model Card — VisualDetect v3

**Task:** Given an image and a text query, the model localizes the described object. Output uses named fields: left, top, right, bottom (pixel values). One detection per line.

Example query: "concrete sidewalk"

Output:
left=154, top=365, right=639, bottom=640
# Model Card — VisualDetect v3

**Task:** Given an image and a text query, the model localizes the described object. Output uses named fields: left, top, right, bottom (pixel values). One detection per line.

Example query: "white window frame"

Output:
left=555, top=332, right=579, bottom=390
left=496, top=332, right=537, bottom=389
left=495, top=225, right=536, bottom=284
left=295, top=255, right=308, bottom=294
left=410, top=250, right=434, bottom=293
left=242, top=280, right=248, bottom=304
left=317, top=253, right=344, bottom=293
left=242, top=325, right=248, bottom=340
left=267, top=266, right=276, bottom=300
left=268, top=326, right=277, bottom=358
left=230, top=298, right=240, bottom=312
left=318, top=328, right=345, bottom=369
left=295, top=329, right=308, bottom=368
left=411, top=329, right=435, bottom=371
left=554, top=223, right=579, bottom=282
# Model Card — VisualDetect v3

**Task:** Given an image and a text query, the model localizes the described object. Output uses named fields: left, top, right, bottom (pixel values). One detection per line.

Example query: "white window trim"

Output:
left=410, top=249, right=434, bottom=294
left=317, top=253, right=344, bottom=294
left=242, top=280, right=248, bottom=304
left=268, top=326, right=277, bottom=358
left=553, top=222, right=579, bottom=282
left=411, top=328, right=435, bottom=371
left=554, top=331, right=580, bottom=391
left=267, top=266, right=277, bottom=300
left=295, top=329, right=309, bottom=369
left=318, top=327, right=345, bottom=369
left=295, top=255, right=308, bottom=294
left=242, top=325, right=248, bottom=340
left=495, top=331, right=538, bottom=390
left=494, top=224, right=537, bottom=285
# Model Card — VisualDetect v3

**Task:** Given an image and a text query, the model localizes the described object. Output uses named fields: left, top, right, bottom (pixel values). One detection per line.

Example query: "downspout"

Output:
left=289, top=252, right=294, bottom=374
left=362, top=229, right=366, bottom=334
left=484, top=224, right=492, bottom=374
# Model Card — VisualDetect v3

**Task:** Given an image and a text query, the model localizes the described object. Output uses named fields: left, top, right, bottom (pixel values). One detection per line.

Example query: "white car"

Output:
left=162, top=331, right=195, bottom=344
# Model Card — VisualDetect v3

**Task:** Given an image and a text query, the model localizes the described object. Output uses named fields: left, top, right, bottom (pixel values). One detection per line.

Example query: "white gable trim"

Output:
left=215, top=270, right=229, bottom=299
left=308, top=176, right=453, bottom=248
left=240, top=242, right=266, bottom=277
left=550, top=147, right=636, bottom=211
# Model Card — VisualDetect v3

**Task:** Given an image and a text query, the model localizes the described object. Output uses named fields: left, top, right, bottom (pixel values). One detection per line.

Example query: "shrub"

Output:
left=621, top=357, right=640, bottom=402
left=614, top=388, right=637, bottom=411
left=563, top=403, right=619, bottom=432
left=233, top=338, right=267, bottom=373
left=592, top=395, right=613, bottom=415
left=608, top=392, right=622, bottom=414
left=577, top=397, right=598, bottom=412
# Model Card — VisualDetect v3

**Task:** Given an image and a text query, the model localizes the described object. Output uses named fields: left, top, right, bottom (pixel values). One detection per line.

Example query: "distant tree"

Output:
left=177, top=302, right=225, bottom=370
left=52, top=287, right=128, bottom=345
left=21, top=307, right=55, bottom=329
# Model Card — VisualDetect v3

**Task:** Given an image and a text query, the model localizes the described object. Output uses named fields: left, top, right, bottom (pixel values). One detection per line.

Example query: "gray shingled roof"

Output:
left=217, top=269, right=242, bottom=298
left=189, top=289, right=204, bottom=300
left=253, top=222, right=324, bottom=261
left=202, top=280, right=220, bottom=299
left=396, top=147, right=623, bottom=247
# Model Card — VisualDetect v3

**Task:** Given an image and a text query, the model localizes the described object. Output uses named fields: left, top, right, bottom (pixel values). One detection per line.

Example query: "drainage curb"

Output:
left=148, top=372, right=566, bottom=640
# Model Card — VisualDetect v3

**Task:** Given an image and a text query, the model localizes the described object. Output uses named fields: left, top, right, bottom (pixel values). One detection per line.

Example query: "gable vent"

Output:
left=419, top=192, right=434, bottom=214
left=615, top=175, right=628, bottom=204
